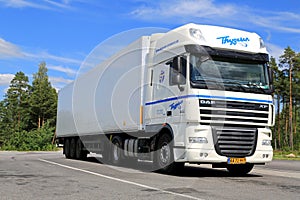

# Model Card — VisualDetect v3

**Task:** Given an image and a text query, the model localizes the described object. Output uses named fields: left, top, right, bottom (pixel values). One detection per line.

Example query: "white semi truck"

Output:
left=56, top=23, right=274, bottom=175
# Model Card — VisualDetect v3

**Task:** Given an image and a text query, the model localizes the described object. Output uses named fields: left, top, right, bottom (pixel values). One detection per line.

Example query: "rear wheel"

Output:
left=64, top=138, right=71, bottom=159
left=226, top=164, right=254, bottom=176
left=75, top=138, right=87, bottom=160
left=69, top=138, right=76, bottom=159
left=111, top=136, right=123, bottom=165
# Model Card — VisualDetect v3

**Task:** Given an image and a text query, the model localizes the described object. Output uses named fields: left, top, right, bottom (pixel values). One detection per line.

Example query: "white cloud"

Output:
left=48, top=65, right=78, bottom=77
left=24, top=52, right=83, bottom=65
left=266, top=43, right=284, bottom=61
left=0, top=0, right=76, bottom=10
left=49, top=76, right=73, bottom=84
left=0, top=37, right=83, bottom=66
left=249, top=11, right=300, bottom=34
left=43, top=0, right=73, bottom=10
left=131, top=0, right=300, bottom=34
left=49, top=76, right=73, bottom=91
left=0, top=0, right=51, bottom=9
left=131, top=0, right=236, bottom=21
left=0, top=74, right=15, bottom=86
left=0, top=38, right=24, bottom=59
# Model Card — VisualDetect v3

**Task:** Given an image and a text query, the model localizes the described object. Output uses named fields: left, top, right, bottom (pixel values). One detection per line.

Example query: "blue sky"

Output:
left=1, top=0, right=300, bottom=99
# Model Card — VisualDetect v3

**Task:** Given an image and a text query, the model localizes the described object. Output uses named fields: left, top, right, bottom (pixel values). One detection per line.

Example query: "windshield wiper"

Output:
left=223, top=81, right=246, bottom=92
left=194, top=79, right=224, bottom=90
left=247, top=82, right=267, bottom=94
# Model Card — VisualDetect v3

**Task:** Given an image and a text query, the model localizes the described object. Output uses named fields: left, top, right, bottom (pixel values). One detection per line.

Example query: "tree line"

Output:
left=271, top=46, right=300, bottom=151
left=0, top=62, right=57, bottom=151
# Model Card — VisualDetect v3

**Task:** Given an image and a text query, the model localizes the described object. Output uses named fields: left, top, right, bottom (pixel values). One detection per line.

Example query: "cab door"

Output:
left=165, top=56, right=187, bottom=123
left=149, top=56, right=187, bottom=125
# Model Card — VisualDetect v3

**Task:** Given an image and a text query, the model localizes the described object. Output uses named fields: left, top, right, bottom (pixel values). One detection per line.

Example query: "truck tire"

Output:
left=70, top=138, right=76, bottom=159
left=154, top=134, right=184, bottom=174
left=75, top=138, right=87, bottom=160
left=111, top=136, right=123, bottom=165
left=64, top=138, right=71, bottom=159
left=226, top=164, right=254, bottom=176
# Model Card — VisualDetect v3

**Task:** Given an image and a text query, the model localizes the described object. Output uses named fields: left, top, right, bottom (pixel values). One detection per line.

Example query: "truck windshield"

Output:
left=190, top=54, right=271, bottom=94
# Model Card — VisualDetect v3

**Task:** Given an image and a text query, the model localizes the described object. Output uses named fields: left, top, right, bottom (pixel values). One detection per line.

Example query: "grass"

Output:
left=273, top=150, right=300, bottom=161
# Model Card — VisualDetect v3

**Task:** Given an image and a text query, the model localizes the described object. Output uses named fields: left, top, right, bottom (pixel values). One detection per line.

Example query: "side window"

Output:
left=169, top=56, right=187, bottom=86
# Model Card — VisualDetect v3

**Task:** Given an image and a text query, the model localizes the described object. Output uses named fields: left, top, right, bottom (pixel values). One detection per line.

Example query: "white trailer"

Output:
left=56, top=23, right=275, bottom=175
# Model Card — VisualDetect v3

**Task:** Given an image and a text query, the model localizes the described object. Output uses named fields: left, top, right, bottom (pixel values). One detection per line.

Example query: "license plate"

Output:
left=227, top=157, right=246, bottom=164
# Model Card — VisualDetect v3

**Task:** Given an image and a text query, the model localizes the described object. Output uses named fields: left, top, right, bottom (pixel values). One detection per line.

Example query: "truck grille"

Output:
left=199, top=99, right=269, bottom=127
left=212, top=126, right=257, bottom=157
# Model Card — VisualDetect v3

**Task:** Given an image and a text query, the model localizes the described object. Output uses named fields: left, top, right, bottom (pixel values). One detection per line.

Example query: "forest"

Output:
left=0, top=46, right=299, bottom=152
left=270, top=46, right=300, bottom=152
left=0, top=62, right=57, bottom=151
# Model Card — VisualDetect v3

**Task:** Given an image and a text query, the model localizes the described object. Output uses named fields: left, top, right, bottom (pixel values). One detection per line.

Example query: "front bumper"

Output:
left=181, top=147, right=273, bottom=164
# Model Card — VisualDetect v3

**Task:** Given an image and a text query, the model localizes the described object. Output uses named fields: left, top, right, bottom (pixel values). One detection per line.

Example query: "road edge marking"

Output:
left=39, top=159, right=203, bottom=200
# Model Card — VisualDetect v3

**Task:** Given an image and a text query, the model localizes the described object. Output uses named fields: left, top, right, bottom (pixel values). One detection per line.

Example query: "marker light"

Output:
left=259, top=38, right=266, bottom=48
left=189, top=137, right=208, bottom=144
left=189, top=28, right=205, bottom=41
left=262, top=139, right=271, bottom=146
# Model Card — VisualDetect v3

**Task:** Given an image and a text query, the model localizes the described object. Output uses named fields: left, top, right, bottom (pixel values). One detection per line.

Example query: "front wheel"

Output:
left=226, top=164, right=254, bottom=176
left=154, top=134, right=184, bottom=174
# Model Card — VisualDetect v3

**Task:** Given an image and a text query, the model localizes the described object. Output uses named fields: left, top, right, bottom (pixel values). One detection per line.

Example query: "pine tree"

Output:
left=5, top=72, right=31, bottom=130
left=279, top=47, right=296, bottom=150
left=0, top=72, right=31, bottom=146
left=270, top=57, right=280, bottom=149
left=293, top=53, right=300, bottom=150
left=0, top=101, right=8, bottom=145
left=30, top=62, right=57, bottom=129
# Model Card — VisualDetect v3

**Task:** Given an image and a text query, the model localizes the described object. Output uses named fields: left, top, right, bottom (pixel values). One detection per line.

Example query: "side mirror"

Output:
left=172, top=57, right=181, bottom=72
left=172, top=57, right=186, bottom=84
left=268, top=67, right=273, bottom=84
left=175, top=73, right=185, bottom=85
left=172, top=57, right=185, bottom=91
left=268, top=67, right=275, bottom=93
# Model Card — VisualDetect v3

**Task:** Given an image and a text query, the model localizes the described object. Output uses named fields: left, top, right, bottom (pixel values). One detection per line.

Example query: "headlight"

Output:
left=189, top=137, right=208, bottom=143
left=189, top=28, right=205, bottom=41
left=262, top=139, right=272, bottom=146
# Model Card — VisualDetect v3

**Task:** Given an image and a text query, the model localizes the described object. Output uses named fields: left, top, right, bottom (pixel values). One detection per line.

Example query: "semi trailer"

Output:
left=56, top=23, right=274, bottom=175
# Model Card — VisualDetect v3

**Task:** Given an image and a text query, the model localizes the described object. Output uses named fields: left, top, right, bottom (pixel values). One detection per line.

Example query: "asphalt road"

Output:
left=0, top=151, right=299, bottom=200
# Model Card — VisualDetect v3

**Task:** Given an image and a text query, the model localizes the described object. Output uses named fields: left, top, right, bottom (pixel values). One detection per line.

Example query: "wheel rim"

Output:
left=160, top=142, right=170, bottom=165
left=113, top=142, right=120, bottom=161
